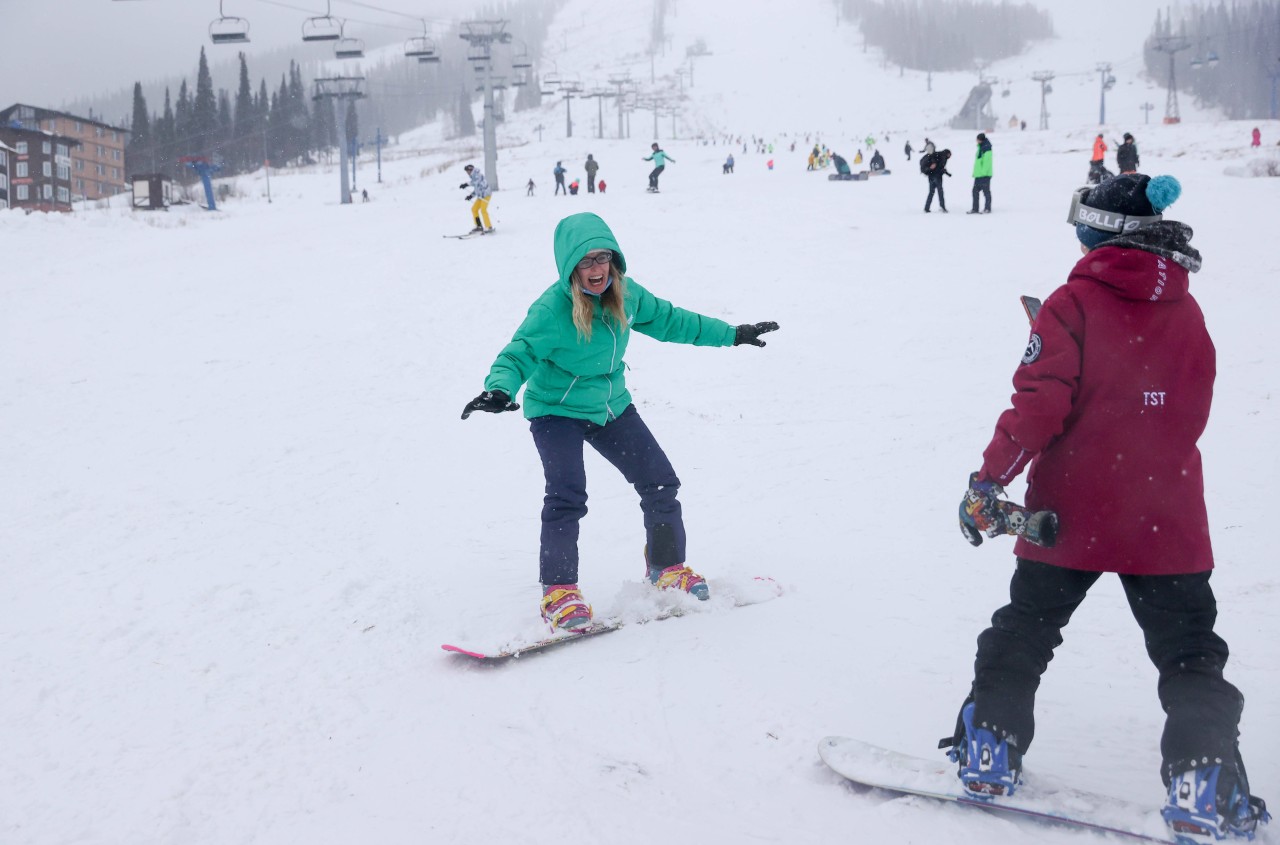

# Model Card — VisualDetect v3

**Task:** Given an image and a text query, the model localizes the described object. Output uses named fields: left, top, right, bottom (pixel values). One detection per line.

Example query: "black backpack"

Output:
left=919, top=153, right=935, bottom=175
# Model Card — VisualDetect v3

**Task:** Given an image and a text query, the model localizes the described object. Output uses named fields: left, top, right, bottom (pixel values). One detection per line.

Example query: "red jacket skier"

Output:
left=943, top=173, right=1270, bottom=842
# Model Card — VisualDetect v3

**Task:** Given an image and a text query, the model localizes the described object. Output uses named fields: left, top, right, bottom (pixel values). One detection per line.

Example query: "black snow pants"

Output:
left=962, top=558, right=1247, bottom=787
left=971, top=176, right=992, bottom=212
left=648, top=165, right=665, bottom=189
left=925, top=174, right=946, bottom=211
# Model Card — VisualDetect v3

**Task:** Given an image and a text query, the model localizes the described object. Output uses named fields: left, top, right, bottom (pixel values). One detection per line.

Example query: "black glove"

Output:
left=461, top=389, right=519, bottom=420
left=465, top=193, right=474, bottom=201
left=733, top=321, right=780, bottom=347
left=459, top=183, right=470, bottom=189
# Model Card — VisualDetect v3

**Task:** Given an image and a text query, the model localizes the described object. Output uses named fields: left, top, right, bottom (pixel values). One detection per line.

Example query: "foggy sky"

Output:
left=0, top=0, right=1178, bottom=110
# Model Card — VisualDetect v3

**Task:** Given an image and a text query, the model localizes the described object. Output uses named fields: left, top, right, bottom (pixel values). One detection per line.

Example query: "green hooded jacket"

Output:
left=972, top=139, right=993, bottom=178
left=483, top=213, right=736, bottom=424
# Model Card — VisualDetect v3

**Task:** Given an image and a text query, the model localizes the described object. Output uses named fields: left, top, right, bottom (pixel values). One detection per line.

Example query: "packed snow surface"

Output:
left=3, top=0, right=1278, bottom=843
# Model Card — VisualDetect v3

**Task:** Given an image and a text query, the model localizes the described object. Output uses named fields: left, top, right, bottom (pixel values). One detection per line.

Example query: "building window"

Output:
left=57, top=143, right=68, bottom=156
left=95, top=126, right=104, bottom=137
left=75, top=178, right=84, bottom=191
left=75, top=159, right=83, bottom=171
left=58, top=164, right=69, bottom=180
left=113, top=149, right=121, bottom=161
left=96, top=144, right=104, bottom=157
left=75, top=120, right=82, bottom=132
left=43, top=141, right=52, bottom=154
left=111, top=167, right=119, bottom=179
left=16, top=141, right=27, bottom=154
left=0, top=173, right=6, bottom=190
left=43, top=161, right=52, bottom=177
left=16, top=162, right=28, bottom=178
left=57, top=186, right=69, bottom=203
left=0, top=149, right=6, bottom=165
left=112, top=130, right=119, bottom=142
left=43, top=184, right=52, bottom=200
left=16, top=184, right=29, bottom=200
left=96, top=164, right=104, bottom=176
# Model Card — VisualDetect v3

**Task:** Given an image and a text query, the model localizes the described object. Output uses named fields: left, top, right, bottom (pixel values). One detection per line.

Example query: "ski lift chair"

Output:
left=511, top=42, right=533, bottom=70
left=405, top=20, right=438, bottom=60
left=209, top=0, right=250, bottom=44
left=302, top=1, right=341, bottom=42
left=334, top=23, right=365, bottom=60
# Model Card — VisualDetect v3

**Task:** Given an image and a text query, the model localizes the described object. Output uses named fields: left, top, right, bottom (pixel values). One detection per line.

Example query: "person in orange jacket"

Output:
left=1088, top=133, right=1109, bottom=183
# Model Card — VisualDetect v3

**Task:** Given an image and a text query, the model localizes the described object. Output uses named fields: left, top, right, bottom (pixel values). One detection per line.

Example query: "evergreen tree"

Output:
left=457, top=86, right=476, bottom=137
left=193, top=47, right=219, bottom=153
left=217, top=90, right=234, bottom=160
left=128, top=82, right=150, bottom=163
left=156, top=87, right=175, bottom=156
left=175, top=80, right=193, bottom=149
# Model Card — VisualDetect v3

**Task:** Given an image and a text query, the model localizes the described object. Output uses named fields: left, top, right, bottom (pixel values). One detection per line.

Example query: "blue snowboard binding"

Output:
left=1162, top=764, right=1270, bottom=843
left=943, top=701, right=1022, bottom=798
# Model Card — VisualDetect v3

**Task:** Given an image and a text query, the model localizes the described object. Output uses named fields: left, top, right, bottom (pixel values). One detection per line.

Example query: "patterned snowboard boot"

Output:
left=539, top=584, right=592, bottom=632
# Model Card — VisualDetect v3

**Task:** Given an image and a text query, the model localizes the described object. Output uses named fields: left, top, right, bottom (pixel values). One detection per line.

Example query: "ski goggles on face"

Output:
left=575, top=250, right=613, bottom=270
left=1066, top=187, right=1161, bottom=234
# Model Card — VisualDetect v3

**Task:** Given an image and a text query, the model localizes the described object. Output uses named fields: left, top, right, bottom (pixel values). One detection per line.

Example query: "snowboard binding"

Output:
left=941, top=702, right=1022, bottom=799
left=1162, top=764, right=1270, bottom=843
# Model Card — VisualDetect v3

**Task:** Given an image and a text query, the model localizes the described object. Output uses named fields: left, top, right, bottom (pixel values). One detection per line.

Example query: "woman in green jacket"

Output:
left=462, top=212, right=779, bottom=631
left=968, top=132, right=993, bottom=214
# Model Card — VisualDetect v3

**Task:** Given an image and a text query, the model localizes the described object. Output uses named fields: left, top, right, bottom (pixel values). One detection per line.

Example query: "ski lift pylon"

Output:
left=209, top=0, right=250, bottom=44
left=302, top=0, right=341, bottom=42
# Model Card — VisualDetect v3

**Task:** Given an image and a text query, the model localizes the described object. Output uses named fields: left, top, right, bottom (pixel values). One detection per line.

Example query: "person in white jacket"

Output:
left=460, top=164, right=493, bottom=234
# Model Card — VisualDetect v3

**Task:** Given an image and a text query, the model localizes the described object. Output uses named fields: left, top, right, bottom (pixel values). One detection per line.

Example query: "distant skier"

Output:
left=869, top=150, right=886, bottom=172
left=904, top=140, right=913, bottom=161
left=527, top=178, right=536, bottom=197
left=1088, top=133, right=1111, bottom=184
left=864, top=134, right=875, bottom=150
left=923, top=138, right=936, bottom=156
left=459, top=163, right=493, bottom=234
left=723, top=154, right=735, bottom=174
left=643, top=143, right=674, bottom=192
left=853, top=150, right=863, bottom=165
left=554, top=161, right=567, bottom=196
left=941, top=172, right=1271, bottom=843
left=460, top=212, right=779, bottom=632
left=1116, top=133, right=1139, bottom=174
left=921, top=148, right=950, bottom=213
left=1251, top=127, right=1261, bottom=148
left=968, top=133, right=992, bottom=214
left=584, top=154, right=599, bottom=193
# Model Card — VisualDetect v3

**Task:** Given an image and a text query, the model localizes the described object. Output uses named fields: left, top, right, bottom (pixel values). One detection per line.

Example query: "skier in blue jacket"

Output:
left=643, top=143, right=674, bottom=192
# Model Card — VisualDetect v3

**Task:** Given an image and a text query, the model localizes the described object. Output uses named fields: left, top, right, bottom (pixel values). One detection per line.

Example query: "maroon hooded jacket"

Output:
left=980, top=223, right=1213, bottom=574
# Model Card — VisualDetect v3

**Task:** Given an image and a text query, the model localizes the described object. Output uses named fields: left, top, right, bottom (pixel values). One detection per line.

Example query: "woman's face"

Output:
left=575, top=250, right=613, bottom=296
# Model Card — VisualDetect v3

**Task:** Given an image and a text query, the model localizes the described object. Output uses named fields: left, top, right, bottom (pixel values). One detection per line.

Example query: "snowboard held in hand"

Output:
left=442, top=576, right=781, bottom=661
left=818, top=737, right=1182, bottom=843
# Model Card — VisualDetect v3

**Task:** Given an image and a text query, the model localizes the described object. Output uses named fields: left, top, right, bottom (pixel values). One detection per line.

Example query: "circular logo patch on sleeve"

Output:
left=1022, top=333, right=1042, bottom=364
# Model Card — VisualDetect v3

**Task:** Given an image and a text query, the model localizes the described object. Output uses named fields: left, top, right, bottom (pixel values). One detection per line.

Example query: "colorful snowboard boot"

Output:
left=1162, top=764, right=1270, bottom=842
left=540, top=584, right=592, bottom=632
left=943, top=701, right=1022, bottom=798
left=648, top=563, right=710, bottom=600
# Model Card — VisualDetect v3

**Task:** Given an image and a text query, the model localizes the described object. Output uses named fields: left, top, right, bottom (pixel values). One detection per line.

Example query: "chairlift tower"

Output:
left=1150, top=36, right=1191, bottom=124
left=313, top=76, right=366, bottom=204
left=459, top=20, right=512, bottom=191
left=559, top=79, right=582, bottom=138
left=1140, top=101, right=1155, bottom=125
left=608, top=73, right=631, bottom=139
left=1096, top=63, right=1115, bottom=125
left=1032, top=71, right=1054, bottom=130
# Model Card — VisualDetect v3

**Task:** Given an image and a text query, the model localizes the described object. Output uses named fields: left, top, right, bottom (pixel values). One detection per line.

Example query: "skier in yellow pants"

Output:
left=460, top=164, right=493, bottom=235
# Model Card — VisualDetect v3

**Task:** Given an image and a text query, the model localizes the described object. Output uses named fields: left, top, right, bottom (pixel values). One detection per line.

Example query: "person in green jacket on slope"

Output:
left=461, top=212, right=780, bottom=632
left=643, top=143, right=674, bottom=192
left=968, top=132, right=993, bottom=214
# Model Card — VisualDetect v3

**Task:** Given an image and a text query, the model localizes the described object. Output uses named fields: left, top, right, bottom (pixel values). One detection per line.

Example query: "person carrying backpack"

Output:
left=922, top=148, right=951, bottom=213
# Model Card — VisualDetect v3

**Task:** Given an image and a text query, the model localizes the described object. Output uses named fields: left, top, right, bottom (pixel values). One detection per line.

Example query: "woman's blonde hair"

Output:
left=570, top=261, right=628, bottom=341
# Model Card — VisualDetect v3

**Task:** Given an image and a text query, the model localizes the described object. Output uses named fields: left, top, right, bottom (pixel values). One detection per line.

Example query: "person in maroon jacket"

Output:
left=941, top=174, right=1270, bottom=840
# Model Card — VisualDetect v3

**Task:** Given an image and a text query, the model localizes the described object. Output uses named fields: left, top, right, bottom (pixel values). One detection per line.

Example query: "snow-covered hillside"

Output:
left=3, top=1, right=1278, bottom=844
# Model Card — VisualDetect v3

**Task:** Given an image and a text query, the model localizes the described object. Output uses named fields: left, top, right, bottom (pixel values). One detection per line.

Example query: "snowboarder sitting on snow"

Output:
left=831, top=153, right=852, bottom=177
left=598, top=179, right=606, bottom=194
left=460, top=164, right=493, bottom=234
left=643, top=143, right=674, bottom=192
left=941, top=173, right=1271, bottom=842
left=569, top=179, right=580, bottom=196
left=869, top=150, right=886, bottom=171
left=460, top=212, right=779, bottom=632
